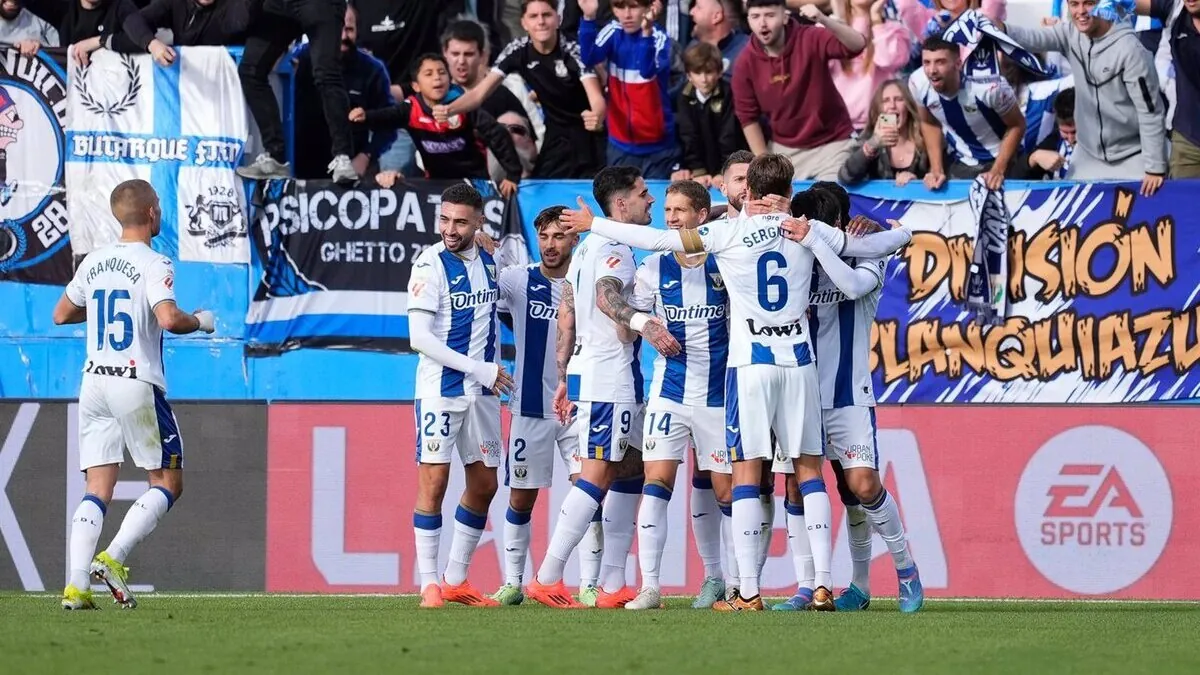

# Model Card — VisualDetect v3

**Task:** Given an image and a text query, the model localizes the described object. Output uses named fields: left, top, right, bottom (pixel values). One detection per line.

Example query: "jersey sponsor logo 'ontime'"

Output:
left=1014, top=425, right=1172, bottom=594
left=662, top=303, right=725, bottom=322
left=449, top=288, right=498, bottom=311
left=528, top=300, right=557, bottom=321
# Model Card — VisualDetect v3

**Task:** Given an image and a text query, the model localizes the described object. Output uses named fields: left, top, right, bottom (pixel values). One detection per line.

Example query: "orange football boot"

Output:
left=419, top=583, right=444, bottom=608
left=595, top=586, right=638, bottom=609
left=442, top=579, right=500, bottom=607
left=527, top=579, right=587, bottom=609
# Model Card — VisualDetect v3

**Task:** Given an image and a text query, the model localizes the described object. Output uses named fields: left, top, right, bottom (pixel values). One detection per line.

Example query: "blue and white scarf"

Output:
left=966, top=176, right=1013, bottom=326
left=942, top=10, right=1053, bottom=81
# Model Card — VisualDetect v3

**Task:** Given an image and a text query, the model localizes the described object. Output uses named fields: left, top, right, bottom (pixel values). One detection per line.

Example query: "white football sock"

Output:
left=864, top=490, right=914, bottom=574
left=690, top=477, right=722, bottom=579
left=578, top=507, right=603, bottom=588
left=536, top=480, right=603, bottom=585
left=105, top=486, right=172, bottom=565
left=636, top=483, right=671, bottom=591
left=757, top=492, right=775, bottom=576
left=800, top=479, right=833, bottom=590
left=785, top=500, right=814, bottom=590
left=599, top=478, right=641, bottom=592
left=68, top=495, right=106, bottom=589
left=444, top=505, right=487, bottom=586
left=503, top=507, right=532, bottom=586
left=412, top=511, right=441, bottom=589
left=845, top=503, right=873, bottom=590
left=720, top=502, right=738, bottom=591
left=731, top=485, right=763, bottom=598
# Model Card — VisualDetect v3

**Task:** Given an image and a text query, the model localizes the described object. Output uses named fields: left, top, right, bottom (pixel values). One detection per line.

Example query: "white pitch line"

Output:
left=16, top=593, right=1200, bottom=604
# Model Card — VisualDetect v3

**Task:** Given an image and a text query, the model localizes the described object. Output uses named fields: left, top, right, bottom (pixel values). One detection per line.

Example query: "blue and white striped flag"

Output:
left=65, top=46, right=249, bottom=263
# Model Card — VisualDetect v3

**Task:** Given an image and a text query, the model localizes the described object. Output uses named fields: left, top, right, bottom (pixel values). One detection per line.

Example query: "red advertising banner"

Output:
left=266, top=404, right=1200, bottom=599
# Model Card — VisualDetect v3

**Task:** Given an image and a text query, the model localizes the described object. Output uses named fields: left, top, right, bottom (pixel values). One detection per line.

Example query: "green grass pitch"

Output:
left=4, top=594, right=1199, bottom=674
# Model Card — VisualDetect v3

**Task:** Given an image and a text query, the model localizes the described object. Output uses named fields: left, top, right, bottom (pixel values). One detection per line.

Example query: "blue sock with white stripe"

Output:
left=863, top=490, right=914, bottom=574
left=732, top=484, right=763, bottom=598
left=413, top=511, right=442, bottom=589
left=636, top=482, right=672, bottom=591
left=503, top=507, right=532, bottom=586
left=106, top=486, right=173, bottom=565
left=690, top=476, right=722, bottom=580
left=579, top=506, right=603, bottom=588
left=445, top=505, right=488, bottom=586
left=800, top=478, right=833, bottom=590
left=600, top=476, right=643, bottom=593
left=69, top=494, right=107, bottom=589
left=785, top=500, right=814, bottom=591
left=537, top=479, right=605, bottom=586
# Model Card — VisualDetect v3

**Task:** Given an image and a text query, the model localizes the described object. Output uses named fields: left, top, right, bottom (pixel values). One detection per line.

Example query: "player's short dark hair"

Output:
left=592, top=166, right=643, bottom=217
left=534, top=205, right=567, bottom=232
left=410, top=53, right=449, bottom=82
left=666, top=179, right=712, bottom=214
left=110, top=179, right=157, bottom=226
left=721, top=150, right=754, bottom=175
left=520, top=0, right=556, bottom=12
left=611, top=0, right=652, bottom=7
left=746, top=153, right=794, bottom=200
left=441, top=19, right=488, bottom=54
left=811, top=181, right=850, bottom=226
left=441, top=183, right=484, bottom=212
left=791, top=189, right=840, bottom=226
left=745, top=0, right=786, bottom=8
left=682, top=41, right=723, bottom=74
left=922, top=36, right=958, bottom=56
left=1054, top=88, right=1075, bottom=122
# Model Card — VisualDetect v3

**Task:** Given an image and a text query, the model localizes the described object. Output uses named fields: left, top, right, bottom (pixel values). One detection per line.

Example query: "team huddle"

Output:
left=407, top=151, right=924, bottom=612
left=53, top=156, right=921, bottom=613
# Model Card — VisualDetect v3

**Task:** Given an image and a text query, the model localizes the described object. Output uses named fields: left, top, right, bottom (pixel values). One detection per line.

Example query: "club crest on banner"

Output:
left=186, top=184, right=246, bottom=249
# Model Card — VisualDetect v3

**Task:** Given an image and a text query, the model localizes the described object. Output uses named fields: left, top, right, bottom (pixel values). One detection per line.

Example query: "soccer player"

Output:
left=526, top=166, right=680, bottom=610
left=561, top=154, right=912, bottom=611
left=623, top=180, right=732, bottom=610
left=777, top=184, right=924, bottom=613
left=53, top=179, right=216, bottom=610
left=407, top=183, right=515, bottom=608
left=491, top=206, right=606, bottom=606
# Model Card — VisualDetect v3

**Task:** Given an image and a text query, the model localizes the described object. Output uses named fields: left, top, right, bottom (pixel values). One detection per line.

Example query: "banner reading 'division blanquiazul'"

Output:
left=64, top=46, right=248, bottom=263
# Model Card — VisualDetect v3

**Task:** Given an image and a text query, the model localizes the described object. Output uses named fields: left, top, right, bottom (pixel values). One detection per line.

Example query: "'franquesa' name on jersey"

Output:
left=450, top=287, right=500, bottom=311
left=85, top=257, right=142, bottom=285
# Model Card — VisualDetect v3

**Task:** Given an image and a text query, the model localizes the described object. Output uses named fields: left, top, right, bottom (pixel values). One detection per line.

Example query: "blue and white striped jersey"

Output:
left=631, top=252, right=729, bottom=407
left=565, top=233, right=644, bottom=404
left=809, top=256, right=887, bottom=409
left=1020, top=76, right=1074, bottom=153
left=690, top=211, right=823, bottom=369
left=909, top=69, right=1019, bottom=167
left=499, top=263, right=565, bottom=418
left=407, top=242, right=500, bottom=399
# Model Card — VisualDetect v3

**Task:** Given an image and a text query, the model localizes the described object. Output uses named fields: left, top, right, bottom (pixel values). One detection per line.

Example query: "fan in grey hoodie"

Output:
left=1002, top=0, right=1167, bottom=197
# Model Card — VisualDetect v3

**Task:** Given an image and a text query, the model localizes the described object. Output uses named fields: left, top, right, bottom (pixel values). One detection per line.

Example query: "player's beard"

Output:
left=443, top=231, right=472, bottom=253
left=541, top=248, right=566, bottom=271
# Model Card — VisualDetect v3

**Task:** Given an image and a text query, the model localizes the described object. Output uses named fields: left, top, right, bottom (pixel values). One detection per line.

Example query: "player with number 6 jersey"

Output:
left=54, top=180, right=216, bottom=611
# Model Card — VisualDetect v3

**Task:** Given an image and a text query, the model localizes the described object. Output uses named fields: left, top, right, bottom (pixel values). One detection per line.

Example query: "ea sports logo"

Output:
left=1014, top=426, right=1172, bottom=594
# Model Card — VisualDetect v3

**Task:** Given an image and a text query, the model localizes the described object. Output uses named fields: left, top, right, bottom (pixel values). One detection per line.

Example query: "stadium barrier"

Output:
left=4, top=401, right=1197, bottom=599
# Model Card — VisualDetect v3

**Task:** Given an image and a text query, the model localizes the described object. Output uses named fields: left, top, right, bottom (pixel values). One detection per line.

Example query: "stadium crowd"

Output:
left=3, top=0, right=1196, bottom=191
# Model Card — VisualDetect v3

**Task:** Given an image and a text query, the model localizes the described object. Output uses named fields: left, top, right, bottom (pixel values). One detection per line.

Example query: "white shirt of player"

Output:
left=565, top=233, right=644, bottom=404
left=808, top=255, right=887, bottom=409
left=499, top=263, right=565, bottom=418
left=687, top=211, right=823, bottom=368
left=909, top=68, right=1019, bottom=167
left=632, top=252, right=729, bottom=407
left=65, top=242, right=175, bottom=392
left=408, top=242, right=501, bottom=399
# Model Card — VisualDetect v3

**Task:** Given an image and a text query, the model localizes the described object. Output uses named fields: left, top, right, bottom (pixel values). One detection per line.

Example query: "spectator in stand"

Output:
left=350, top=53, right=521, bottom=196
left=22, top=0, right=140, bottom=64
left=733, top=0, right=865, bottom=180
left=436, top=0, right=608, bottom=179
left=1, top=0, right=58, bottom=54
left=121, top=0, right=257, bottom=62
left=910, top=36, right=1026, bottom=190
left=237, top=0, right=357, bottom=184
left=1027, top=86, right=1075, bottom=179
left=840, top=77, right=930, bottom=185
left=673, top=41, right=748, bottom=186
left=896, top=0, right=1007, bottom=58
left=1133, top=0, right=1200, bottom=178
left=830, top=0, right=914, bottom=132
left=688, top=0, right=749, bottom=82
left=441, top=19, right=530, bottom=126
left=999, top=1, right=1166, bottom=196
left=292, top=2, right=398, bottom=183
left=999, top=52, right=1074, bottom=156
left=579, top=0, right=679, bottom=179
left=355, top=0, right=466, bottom=102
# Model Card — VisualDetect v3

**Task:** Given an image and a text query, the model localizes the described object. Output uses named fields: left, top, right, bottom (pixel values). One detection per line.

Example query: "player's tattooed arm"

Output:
left=556, top=282, right=576, bottom=383
left=596, top=277, right=682, bottom=356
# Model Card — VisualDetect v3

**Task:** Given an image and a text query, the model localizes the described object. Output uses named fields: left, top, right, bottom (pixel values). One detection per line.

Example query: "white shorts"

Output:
left=726, top=364, right=822, bottom=463
left=577, top=401, right=644, bottom=462
left=772, top=407, right=878, bottom=473
left=415, top=396, right=502, bottom=468
left=642, top=399, right=731, bottom=474
left=506, top=415, right=581, bottom=489
left=78, top=375, right=183, bottom=472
